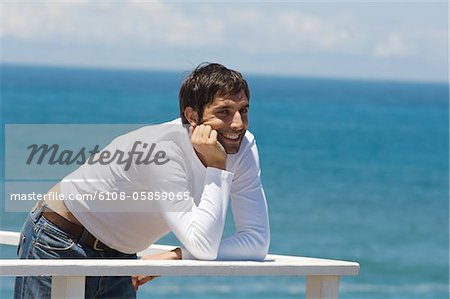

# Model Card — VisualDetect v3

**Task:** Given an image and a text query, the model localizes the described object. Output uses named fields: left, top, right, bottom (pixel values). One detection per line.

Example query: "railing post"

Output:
left=306, top=275, right=340, bottom=299
left=51, top=276, right=86, bottom=299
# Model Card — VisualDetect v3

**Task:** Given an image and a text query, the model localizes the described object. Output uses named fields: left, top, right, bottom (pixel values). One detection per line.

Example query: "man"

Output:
left=14, top=63, right=270, bottom=298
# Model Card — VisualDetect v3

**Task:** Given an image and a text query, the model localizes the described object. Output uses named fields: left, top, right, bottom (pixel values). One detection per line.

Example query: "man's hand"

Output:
left=132, top=248, right=182, bottom=291
left=190, top=125, right=227, bottom=170
left=131, top=273, right=156, bottom=291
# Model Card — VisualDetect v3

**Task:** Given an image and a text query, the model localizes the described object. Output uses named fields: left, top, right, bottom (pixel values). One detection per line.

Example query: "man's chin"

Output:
left=220, top=141, right=241, bottom=154
left=224, top=147, right=239, bottom=154
left=218, top=132, right=245, bottom=154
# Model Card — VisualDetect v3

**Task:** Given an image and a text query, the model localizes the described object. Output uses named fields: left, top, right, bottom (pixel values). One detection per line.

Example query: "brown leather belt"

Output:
left=41, top=207, right=112, bottom=252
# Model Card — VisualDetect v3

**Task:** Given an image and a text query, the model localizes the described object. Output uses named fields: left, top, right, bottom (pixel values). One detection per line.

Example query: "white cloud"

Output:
left=1, top=1, right=226, bottom=46
left=1, top=1, right=447, bottom=82
left=1, top=2, right=359, bottom=52
left=373, top=34, right=408, bottom=58
left=278, top=11, right=321, bottom=33
left=273, top=11, right=344, bottom=51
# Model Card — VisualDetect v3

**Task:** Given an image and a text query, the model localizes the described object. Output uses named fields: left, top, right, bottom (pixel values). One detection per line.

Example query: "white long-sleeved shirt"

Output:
left=61, top=119, right=270, bottom=260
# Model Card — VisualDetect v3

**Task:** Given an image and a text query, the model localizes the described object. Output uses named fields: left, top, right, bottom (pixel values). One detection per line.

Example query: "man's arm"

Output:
left=182, top=137, right=270, bottom=261
left=216, top=185, right=270, bottom=260
left=218, top=138, right=270, bottom=260
left=139, top=125, right=233, bottom=260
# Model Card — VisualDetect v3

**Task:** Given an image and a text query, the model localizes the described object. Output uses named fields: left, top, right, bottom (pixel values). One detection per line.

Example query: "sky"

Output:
left=1, top=1, right=448, bottom=82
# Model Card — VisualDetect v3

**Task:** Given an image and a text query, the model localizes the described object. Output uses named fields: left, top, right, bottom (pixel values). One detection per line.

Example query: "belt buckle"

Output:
left=93, top=239, right=104, bottom=251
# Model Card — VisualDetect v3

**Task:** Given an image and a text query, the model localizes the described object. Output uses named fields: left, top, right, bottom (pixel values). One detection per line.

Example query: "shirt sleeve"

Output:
left=216, top=139, right=270, bottom=261
left=138, top=141, right=233, bottom=261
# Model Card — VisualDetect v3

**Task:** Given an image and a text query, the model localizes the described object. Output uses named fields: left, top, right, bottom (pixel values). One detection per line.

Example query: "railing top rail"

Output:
left=0, top=257, right=359, bottom=277
left=0, top=230, right=359, bottom=277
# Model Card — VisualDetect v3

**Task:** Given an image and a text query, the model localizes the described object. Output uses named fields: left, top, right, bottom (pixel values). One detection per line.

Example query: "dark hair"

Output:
left=179, top=63, right=250, bottom=124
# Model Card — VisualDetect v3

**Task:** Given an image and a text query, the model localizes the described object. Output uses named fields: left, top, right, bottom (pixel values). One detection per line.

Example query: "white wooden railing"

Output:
left=0, top=230, right=359, bottom=298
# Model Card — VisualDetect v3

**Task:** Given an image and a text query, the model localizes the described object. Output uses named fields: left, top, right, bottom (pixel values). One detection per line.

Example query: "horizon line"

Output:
left=1, top=61, right=448, bottom=86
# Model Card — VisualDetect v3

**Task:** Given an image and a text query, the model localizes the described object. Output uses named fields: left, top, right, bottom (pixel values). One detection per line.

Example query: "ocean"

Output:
left=0, top=64, right=448, bottom=298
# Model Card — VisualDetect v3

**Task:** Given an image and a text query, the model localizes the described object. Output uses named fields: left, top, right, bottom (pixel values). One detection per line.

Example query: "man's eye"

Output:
left=240, top=108, right=249, bottom=114
left=218, top=110, right=229, bottom=115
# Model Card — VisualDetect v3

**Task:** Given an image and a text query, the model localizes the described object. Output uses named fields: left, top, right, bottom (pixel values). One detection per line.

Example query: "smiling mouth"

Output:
left=219, top=132, right=242, bottom=142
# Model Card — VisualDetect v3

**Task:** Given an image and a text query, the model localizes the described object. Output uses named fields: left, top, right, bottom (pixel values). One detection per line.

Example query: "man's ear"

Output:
left=184, top=107, right=199, bottom=126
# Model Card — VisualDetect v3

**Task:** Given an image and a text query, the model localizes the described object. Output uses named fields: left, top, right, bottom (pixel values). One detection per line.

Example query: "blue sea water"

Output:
left=0, top=64, right=448, bottom=298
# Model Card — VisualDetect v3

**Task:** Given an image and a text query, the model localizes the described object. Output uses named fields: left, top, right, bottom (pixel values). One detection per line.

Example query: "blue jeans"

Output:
left=14, top=204, right=137, bottom=299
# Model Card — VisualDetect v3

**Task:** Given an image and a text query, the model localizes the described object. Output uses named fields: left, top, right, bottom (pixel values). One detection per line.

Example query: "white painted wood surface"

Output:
left=1, top=230, right=359, bottom=298
left=0, top=255, right=359, bottom=277
left=51, top=276, right=85, bottom=299
left=0, top=230, right=20, bottom=246
left=306, top=275, right=340, bottom=299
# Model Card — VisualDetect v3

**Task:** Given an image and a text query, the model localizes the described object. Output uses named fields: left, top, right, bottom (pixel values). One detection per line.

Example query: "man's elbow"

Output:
left=254, top=234, right=270, bottom=261
left=188, top=242, right=219, bottom=260
left=244, top=231, right=270, bottom=261
left=192, top=250, right=218, bottom=261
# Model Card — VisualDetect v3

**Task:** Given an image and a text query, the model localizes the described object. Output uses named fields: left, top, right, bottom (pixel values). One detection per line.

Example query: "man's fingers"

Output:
left=190, top=124, right=226, bottom=169
left=195, top=124, right=212, bottom=140
left=137, top=276, right=157, bottom=286
left=191, top=124, right=204, bottom=143
left=196, top=125, right=205, bottom=140
left=209, top=129, right=218, bottom=142
left=131, top=275, right=139, bottom=291
left=202, top=125, right=212, bottom=139
left=131, top=275, right=157, bottom=291
left=192, top=125, right=215, bottom=144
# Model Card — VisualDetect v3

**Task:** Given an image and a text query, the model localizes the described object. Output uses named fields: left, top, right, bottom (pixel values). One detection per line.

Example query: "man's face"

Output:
left=200, top=89, right=249, bottom=154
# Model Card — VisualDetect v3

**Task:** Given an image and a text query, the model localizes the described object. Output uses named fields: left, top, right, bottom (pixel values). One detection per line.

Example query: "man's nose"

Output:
left=230, top=111, right=244, bottom=130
